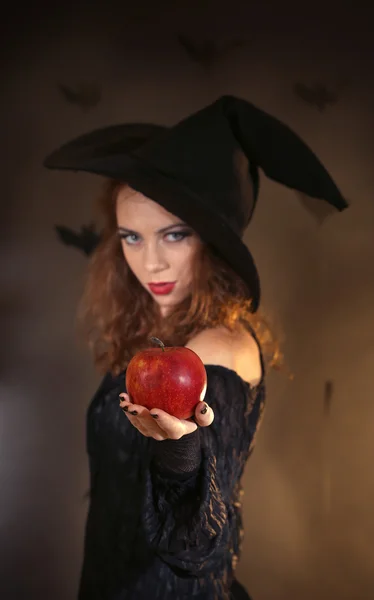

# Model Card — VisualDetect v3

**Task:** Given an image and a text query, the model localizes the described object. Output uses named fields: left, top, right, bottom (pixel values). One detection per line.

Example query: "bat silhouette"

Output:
left=55, top=224, right=101, bottom=256
left=293, top=82, right=339, bottom=112
left=58, top=82, right=102, bottom=111
left=177, top=35, right=247, bottom=69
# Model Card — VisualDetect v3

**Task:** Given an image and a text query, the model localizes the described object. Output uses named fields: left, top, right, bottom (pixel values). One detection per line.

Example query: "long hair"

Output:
left=77, top=180, right=284, bottom=376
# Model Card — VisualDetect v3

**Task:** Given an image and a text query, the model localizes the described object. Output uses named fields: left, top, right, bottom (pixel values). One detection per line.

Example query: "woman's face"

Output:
left=116, top=186, right=203, bottom=317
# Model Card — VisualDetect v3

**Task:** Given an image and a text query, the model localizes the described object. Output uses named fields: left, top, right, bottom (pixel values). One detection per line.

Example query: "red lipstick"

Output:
left=148, top=282, right=176, bottom=295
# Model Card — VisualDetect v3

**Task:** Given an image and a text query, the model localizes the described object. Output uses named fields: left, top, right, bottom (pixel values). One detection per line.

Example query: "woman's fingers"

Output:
left=193, top=401, right=214, bottom=427
left=119, top=396, right=171, bottom=438
left=119, top=392, right=131, bottom=404
left=119, top=394, right=212, bottom=439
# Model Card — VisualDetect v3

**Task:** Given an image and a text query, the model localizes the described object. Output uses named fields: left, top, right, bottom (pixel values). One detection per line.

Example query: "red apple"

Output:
left=125, top=337, right=207, bottom=420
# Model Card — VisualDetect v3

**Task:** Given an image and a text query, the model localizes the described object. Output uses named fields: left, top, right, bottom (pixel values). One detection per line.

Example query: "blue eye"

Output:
left=165, top=231, right=190, bottom=242
left=121, top=234, right=139, bottom=245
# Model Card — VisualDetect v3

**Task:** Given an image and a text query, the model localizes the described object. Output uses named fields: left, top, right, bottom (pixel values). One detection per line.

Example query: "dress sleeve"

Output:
left=141, top=365, right=264, bottom=577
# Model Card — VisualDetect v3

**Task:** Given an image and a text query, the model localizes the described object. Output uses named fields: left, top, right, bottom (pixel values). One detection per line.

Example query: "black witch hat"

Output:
left=44, top=95, right=348, bottom=312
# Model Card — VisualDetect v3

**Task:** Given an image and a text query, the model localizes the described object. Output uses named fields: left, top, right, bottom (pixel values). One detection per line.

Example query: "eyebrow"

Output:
left=118, top=222, right=188, bottom=235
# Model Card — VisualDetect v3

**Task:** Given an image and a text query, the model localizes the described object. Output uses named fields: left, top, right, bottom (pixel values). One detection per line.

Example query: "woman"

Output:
left=44, top=95, right=347, bottom=599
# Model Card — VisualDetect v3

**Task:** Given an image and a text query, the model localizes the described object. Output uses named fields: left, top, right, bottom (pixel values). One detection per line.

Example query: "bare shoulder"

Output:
left=185, top=324, right=262, bottom=387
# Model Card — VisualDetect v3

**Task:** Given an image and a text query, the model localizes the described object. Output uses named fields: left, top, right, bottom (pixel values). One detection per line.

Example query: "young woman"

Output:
left=44, top=95, right=347, bottom=599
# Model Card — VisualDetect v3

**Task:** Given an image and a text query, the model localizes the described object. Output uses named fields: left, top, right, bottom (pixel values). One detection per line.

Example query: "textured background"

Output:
left=1, top=1, right=374, bottom=598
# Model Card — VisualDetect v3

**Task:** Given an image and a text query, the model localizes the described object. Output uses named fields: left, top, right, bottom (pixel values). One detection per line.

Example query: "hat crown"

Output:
left=132, top=102, right=256, bottom=237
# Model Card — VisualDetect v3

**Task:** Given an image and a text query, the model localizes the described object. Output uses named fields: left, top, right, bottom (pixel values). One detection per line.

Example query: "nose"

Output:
left=143, top=240, right=169, bottom=273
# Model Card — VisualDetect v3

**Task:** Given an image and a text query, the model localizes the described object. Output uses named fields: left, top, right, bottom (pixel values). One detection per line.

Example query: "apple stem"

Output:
left=150, top=337, right=165, bottom=352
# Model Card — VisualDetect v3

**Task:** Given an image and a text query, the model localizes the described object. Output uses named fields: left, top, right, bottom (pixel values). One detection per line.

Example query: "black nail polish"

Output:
left=130, top=410, right=138, bottom=416
left=151, top=413, right=158, bottom=419
left=200, top=404, right=208, bottom=415
left=122, top=405, right=129, bottom=412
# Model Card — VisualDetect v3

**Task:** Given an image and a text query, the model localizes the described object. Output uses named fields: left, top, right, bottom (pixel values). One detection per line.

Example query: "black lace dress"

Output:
left=78, top=350, right=265, bottom=600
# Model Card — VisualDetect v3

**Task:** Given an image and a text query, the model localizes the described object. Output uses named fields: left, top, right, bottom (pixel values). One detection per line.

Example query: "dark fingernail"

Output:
left=200, top=403, right=208, bottom=415
left=122, top=405, right=129, bottom=412
left=130, top=410, right=138, bottom=416
left=151, top=413, right=158, bottom=419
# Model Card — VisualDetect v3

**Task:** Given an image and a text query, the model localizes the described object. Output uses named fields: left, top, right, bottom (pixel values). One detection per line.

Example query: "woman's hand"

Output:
left=119, top=393, right=214, bottom=441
